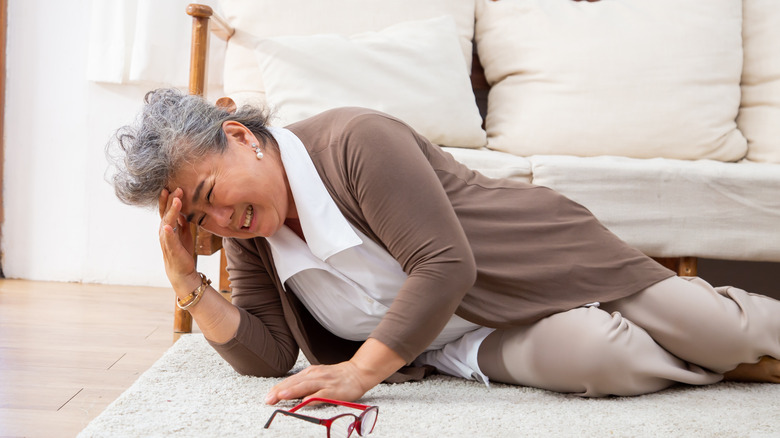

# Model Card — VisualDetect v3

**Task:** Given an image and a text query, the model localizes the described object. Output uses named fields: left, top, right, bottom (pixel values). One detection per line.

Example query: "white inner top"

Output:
left=264, top=127, right=492, bottom=383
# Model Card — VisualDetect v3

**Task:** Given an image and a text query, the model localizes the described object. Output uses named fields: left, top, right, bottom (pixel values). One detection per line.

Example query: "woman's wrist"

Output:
left=349, top=338, right=407, bottom=390
left=170, top=270, right=241, bottom=343
left=171, top=271, right=203, bottom=300
left=176, top=273, right=211, bottom=310
left=188, top=285, right=241, bottom=343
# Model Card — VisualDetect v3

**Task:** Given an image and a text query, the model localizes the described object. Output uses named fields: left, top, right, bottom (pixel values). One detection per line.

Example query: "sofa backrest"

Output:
left=215, top=0, right=780, bottom=164
left=219, top=0, right=476, bottom=101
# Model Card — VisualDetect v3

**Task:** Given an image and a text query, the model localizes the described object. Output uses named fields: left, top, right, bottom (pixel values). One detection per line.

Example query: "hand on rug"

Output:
left=265, top=338, right=406, bottom=404
left=264, top=361, right=370, bottom=404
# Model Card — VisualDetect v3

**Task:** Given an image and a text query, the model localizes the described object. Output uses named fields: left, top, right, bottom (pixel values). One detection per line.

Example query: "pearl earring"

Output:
left=251, top=143, right=263, bottom=159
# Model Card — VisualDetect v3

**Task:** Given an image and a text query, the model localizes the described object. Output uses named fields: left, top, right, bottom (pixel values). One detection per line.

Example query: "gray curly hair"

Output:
left=106, top=88, right=273, bottom=208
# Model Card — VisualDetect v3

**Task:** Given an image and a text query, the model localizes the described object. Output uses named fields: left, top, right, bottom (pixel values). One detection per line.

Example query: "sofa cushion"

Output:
left=442, top=147, right=532, bottom=181
left=254, top=17, right=486, bottom=148
left=475, top=0, right=747, bottom=162
left=219, top=0, right=476, bottom=98
left=737, top=0, right=780, bottom=163
left=529, top=155, right=780, bottom=262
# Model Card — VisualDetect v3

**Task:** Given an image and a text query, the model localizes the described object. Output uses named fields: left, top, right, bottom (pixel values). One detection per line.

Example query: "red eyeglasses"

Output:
left=264, top=397, right=379, bottom=438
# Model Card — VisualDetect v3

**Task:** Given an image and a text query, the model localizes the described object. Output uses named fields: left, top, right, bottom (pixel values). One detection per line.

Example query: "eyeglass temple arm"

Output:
left=264, top=409, right=324, bottom=429
left=290, top=397, right=372, bottom=413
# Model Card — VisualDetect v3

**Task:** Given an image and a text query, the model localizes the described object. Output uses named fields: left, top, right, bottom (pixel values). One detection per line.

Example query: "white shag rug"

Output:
left=78, top=334, right=780, bottom=438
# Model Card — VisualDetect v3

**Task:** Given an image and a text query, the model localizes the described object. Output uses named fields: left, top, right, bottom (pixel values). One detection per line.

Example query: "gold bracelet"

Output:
left=177, top=273, right=211, bottom=310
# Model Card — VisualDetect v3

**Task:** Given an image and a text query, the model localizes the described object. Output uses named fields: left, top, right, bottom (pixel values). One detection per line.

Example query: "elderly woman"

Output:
left=107, top=88, right=780, bottom=403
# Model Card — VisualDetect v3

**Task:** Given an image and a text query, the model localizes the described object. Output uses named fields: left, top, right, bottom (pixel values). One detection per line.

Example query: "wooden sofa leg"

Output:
left=174, top=302, right=193, bottom=333
left=219, top=249, right=232, bottom=297
left=653, top=257, right=698, bottom=277
left=678, top=257, right=697, bottom=276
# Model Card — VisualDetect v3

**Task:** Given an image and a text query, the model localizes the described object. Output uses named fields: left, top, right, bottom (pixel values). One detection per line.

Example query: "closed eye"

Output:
left=198, top=183, right=215, bottom=226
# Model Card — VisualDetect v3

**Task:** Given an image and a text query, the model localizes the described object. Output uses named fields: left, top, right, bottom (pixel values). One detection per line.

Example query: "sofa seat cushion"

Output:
left=441, top=147, right=532, bottom=182
left=528, top=155, right=780, bottom=262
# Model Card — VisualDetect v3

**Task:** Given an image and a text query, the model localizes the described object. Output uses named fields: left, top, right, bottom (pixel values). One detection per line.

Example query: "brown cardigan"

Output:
left=209, top=107, right=674, bottom=381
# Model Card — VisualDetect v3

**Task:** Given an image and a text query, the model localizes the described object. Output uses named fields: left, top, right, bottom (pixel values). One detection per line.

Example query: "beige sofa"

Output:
left=191, top=0, right=780, bottom=278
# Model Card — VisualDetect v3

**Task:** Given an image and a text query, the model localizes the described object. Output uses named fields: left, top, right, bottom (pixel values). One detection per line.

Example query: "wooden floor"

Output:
left=0, top=279, right=192, bottom=438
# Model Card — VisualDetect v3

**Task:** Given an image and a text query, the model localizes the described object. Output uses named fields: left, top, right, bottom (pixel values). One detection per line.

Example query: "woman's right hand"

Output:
left=158, top=188, right=243, bottom=344
left=158, top=188, right=200, bottom=294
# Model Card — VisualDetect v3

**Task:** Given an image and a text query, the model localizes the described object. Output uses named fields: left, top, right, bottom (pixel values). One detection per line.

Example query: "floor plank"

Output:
left=0, top=279, right=187, bottom=438
left=0, top=408, right=91, bottom=438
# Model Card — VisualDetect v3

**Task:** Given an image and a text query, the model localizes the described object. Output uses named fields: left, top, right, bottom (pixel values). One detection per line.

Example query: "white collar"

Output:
left=266, top=127, right=362, bottom=261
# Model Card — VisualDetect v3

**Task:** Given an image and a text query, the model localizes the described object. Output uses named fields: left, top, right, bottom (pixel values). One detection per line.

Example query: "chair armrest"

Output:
left=186, top=4, right=234, bottom=41
left=209, top=10, right=234, bottom=41
left=196, top=229, right=223, bottom=255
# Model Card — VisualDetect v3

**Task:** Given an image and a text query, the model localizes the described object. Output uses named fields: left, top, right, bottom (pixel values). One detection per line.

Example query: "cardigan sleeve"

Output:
left=206, top=237, right=299, bottom=377
left=336, top=112, right=477, bottom=364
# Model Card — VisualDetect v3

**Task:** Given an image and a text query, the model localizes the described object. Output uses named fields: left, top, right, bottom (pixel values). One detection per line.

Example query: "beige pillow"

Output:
left=219, top=0, right=476, bottom=98
left=475, top=0, right=747, bottom=161
left=254, top=16, right=487, bottom=148
left=738, top=0, right=780, bottom=163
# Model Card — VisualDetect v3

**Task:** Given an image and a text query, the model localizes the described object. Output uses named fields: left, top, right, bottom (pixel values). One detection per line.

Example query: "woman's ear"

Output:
left=221, top=120, right=253, bottom=146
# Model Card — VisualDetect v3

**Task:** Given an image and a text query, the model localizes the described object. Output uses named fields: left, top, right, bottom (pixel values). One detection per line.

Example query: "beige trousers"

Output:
left=477, top=276, right=780, bottom=397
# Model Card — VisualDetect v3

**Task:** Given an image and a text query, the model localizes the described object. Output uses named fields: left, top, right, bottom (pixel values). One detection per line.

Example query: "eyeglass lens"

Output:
left=330, top=414, right=358, bottom=438
left=359, top=407, right=378, bottom=435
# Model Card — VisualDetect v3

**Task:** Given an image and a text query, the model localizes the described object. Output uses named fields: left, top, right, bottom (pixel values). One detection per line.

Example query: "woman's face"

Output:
left=167, top=121, right=295, bottom=239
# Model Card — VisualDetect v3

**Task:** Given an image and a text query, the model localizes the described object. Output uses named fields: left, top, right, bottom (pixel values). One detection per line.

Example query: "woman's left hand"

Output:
left=265, top=338, right=407, bottom=404
left=264, top=361, right=370, bottom=404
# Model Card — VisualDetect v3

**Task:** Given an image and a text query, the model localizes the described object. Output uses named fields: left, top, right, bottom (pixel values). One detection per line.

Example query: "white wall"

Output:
left=2, top=0, right=221, bottom=287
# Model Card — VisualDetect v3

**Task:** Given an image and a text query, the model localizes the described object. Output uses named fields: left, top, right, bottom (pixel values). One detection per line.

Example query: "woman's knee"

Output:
left=483, top=307, right=651, bottom=394
left=534, top=308, right=639, bottom=374
left=532, top=308, right=681, bottom=395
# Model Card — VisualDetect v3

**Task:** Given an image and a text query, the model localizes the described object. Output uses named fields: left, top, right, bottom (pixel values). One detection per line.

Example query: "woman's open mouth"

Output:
left=242, top=205, right=254, bottom=229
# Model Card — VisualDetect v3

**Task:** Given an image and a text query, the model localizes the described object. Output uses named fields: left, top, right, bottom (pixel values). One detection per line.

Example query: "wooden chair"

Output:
left=174, top=3, right=698, bottom=333
left=175, top=4, right=234, bottom=333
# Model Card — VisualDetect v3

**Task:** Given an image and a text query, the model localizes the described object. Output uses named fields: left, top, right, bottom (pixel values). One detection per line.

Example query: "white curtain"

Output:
left=87, top=0, right=225, bottom=86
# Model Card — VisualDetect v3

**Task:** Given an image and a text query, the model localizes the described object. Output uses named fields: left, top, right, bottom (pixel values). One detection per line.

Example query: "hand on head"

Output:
left=158, top=187, right=200, bottom=293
